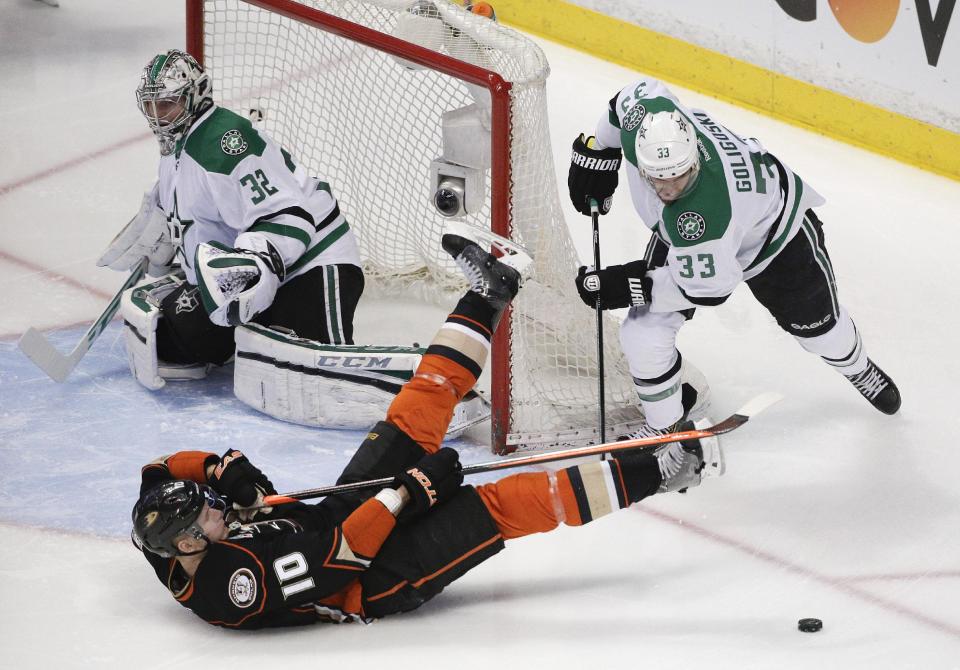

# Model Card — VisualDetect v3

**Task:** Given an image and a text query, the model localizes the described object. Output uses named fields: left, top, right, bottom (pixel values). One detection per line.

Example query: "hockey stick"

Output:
left=589, top=199, right=606, bottom=443
left=17, top=258, right=148, bottom=382
left=262, top=392, right=782, bottom=506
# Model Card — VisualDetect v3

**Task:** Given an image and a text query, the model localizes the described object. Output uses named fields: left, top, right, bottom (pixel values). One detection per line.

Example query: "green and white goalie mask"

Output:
left=635, top=109, right=701, bottom=203
left=136, top=49, right=212, bottom=155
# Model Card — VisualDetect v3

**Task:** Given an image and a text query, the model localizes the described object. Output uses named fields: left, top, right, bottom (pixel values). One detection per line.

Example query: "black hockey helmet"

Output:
left=131, top=480, right=225, bottom=557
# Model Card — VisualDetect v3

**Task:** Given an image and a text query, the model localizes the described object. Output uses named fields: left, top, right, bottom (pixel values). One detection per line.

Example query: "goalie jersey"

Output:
left=595, top=78, right=825, bottom=313
left=154, top=104, right=361, bottom=286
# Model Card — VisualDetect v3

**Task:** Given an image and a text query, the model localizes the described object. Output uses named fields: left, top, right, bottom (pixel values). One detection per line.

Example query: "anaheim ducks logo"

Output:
left=221, top=129, right=248, bottom=156
left=228, top=568, right=257, bottom=608
left=677, top=211, right=706, bottom=241
left=622, top=103, right=646, bottom=132
left=144, top=511, right=159, bottom=527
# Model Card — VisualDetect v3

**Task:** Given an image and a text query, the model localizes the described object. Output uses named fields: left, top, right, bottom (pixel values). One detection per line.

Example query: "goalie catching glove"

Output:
left=207, top=449, right=277, bottom=521
left=568, top=134, right=622, bottom=216
left=576, top=260, right=651, bottom=310
left=394, top=447, right=463, bottom=519
left=195, top=235, right=286, bottom=327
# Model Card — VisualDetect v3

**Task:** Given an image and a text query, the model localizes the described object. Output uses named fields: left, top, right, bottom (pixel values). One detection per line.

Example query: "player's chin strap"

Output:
left=175, top=524, right=214, bottom=557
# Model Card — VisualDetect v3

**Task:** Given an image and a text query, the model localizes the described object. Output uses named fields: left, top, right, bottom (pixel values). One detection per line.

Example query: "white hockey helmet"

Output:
left=635, top=110, right=701, bottom=201
left=137, top=50, right=212, bottom=155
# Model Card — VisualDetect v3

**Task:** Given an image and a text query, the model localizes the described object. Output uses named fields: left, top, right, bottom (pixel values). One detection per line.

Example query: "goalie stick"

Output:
left=17, top=258, right=148, bottom=382
left=262, top=392, right=782, bottom=506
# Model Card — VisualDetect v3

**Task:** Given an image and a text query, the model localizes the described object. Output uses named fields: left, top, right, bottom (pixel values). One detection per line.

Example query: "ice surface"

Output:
left=1, top=2, right=958, bottom=668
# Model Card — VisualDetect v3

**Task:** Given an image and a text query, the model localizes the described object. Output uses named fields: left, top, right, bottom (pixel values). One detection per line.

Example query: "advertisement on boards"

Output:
left=569, top=0, right=957, bottom=131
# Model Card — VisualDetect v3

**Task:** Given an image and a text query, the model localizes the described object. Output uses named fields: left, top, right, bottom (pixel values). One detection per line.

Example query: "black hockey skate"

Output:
left=844, top=358, right=901, bottom=415
left=442, top=233, right=522, bottom=327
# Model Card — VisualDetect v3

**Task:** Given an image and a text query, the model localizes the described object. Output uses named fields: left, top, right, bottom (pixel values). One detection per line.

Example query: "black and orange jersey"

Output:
left=136, top=452, right=396, bottom=628
left=133, top=294, right=507, bottom=629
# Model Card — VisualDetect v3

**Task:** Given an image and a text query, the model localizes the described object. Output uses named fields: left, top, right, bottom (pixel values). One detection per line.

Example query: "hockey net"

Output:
left=187, top=0, right=645, bottom=452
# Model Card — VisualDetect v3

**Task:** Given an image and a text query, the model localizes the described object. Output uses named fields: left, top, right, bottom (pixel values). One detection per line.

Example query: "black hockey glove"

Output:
left=395, top=447, right=463, bottom=518
left=568, top=133, right=622, bottom=216
left=575, top=260, right=651, bottom=310
left=208, top=449, right=278, bottom=515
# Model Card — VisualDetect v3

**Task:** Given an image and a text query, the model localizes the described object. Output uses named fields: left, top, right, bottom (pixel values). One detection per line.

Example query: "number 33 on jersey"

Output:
left=598, top=77, right=826, bottom=310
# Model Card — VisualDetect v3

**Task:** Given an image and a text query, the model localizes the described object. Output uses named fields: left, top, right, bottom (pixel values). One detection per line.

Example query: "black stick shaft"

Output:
left=589, top=199, right=606, bottom=443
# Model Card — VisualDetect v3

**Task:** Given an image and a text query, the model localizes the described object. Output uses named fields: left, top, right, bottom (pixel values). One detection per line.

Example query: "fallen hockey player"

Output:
left=132, top=233, right=723, bottom=627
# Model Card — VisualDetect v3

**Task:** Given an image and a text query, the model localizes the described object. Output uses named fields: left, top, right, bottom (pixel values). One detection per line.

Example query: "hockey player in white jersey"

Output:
left=98, top=50, right=364, bottom=389
left=567, top=77, right=900, bottom=435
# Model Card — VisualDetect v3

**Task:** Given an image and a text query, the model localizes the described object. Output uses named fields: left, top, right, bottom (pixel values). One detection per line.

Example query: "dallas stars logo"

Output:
left=622, top=103, right=646, bottom=132
left=221, top=129, right=248, bottom=156
left=675, top=116, right=688, bottom=133
left=175, top=288, right=200, bottom=314
left=166, top=191, right=194, bottom=267
left=676, top=211, right=706, bottom=241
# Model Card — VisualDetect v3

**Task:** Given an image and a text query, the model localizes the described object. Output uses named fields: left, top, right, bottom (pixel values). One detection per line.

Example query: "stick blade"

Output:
left=734, top=391, right=783, bottom=420
left=703, top=392, right=784, bottom=435
left=17, top=328, right=74, bottom=382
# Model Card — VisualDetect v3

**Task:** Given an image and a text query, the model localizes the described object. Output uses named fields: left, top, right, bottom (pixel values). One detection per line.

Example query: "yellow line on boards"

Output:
left=489, top=0, right=959, bottom=181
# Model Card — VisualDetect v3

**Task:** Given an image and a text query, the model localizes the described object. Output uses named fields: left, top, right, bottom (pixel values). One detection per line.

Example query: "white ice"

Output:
left=1, top=2, right=958, bottom=668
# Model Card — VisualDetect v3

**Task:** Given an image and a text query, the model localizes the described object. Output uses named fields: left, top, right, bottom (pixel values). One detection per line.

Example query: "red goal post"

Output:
left=185, top=0, right=645, bottom=453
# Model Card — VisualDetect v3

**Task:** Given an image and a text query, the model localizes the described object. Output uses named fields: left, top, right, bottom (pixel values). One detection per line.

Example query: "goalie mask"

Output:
left=635, top=109, right=701, bottom=203
left=137, top=49, right=212, bottom=156
left=132, top=480, right=226, bottom=557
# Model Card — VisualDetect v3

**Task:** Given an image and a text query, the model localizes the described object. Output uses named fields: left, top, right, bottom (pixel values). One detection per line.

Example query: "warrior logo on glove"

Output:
left=575, top=261, right=652, bottom=311
left=568, top=134, right=623, bottom=216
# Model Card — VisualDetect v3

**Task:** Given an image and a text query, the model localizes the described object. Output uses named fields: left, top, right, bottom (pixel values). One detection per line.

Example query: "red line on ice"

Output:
left=637, top=505, right=960, bottom=639
left=0, top=131, right=151, bottom=198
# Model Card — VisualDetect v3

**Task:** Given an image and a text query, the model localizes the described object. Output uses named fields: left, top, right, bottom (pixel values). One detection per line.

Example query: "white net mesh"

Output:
left=197, top=0, right=645, bottom=450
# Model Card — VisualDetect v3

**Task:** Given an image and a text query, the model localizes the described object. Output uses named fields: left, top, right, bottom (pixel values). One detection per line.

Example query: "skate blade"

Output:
left=444, top=221, right=533, bottom=276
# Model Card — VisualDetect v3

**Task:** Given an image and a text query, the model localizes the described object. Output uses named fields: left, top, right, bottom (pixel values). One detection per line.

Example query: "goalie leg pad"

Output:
left=121, top=271, right=189, bottom=390
left=234, top=324, right=490, bottom=434
left=234, top=323, right=419, bottom=429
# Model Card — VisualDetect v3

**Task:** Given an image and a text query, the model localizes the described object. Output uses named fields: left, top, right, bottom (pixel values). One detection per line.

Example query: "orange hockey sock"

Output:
left=386, top=292, right=494, bottom=453
left=475, top=455, right=662, bottom=539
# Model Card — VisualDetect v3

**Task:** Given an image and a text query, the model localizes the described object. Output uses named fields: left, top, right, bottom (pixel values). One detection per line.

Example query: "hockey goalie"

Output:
left=98, top=48, right=490, bottom=437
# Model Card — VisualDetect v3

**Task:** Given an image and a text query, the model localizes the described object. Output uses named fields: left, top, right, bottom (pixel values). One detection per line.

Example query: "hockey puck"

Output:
left=798, top=618, right=823, bottom=633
